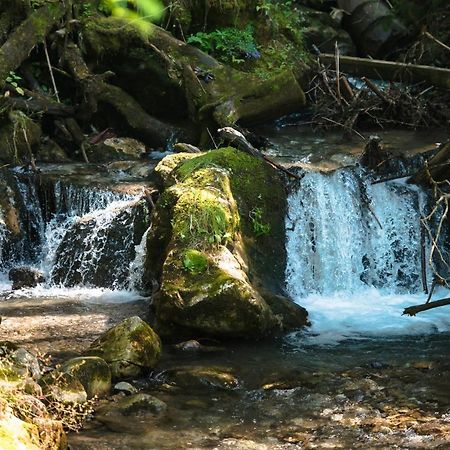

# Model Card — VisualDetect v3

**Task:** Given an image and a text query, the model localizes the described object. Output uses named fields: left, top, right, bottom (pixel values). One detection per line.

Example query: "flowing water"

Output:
left=1, top=138, right=450, bottom=448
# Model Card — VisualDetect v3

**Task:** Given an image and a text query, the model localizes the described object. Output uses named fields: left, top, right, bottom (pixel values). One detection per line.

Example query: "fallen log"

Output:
left=83, top=16, right=306, bottom=128
left=0, top=3, right=65, bottom=89
left=218, top=127, right=301, bottom=180
left=319, top=54, right=450, bottom=89
left=403, top=298, right=450, bottom=316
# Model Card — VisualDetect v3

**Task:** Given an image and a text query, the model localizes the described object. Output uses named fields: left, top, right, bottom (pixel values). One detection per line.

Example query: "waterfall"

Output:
left=285, top=168, right=450, bottom=342
left=0, top=173, right=150, bottom=293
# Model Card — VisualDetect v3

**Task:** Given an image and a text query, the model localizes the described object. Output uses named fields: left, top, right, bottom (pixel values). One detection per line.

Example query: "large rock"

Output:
left=146, top=148, right=308, bottom=339
left=87, top=316, right=162, bottom=379
left=61, top=356, right=111, bottom=399
left=50, top=197, right=149, bottom=287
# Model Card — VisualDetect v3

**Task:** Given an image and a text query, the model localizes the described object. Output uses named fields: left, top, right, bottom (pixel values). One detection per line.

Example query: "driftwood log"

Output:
left=319, top=54, right=450, bottom=89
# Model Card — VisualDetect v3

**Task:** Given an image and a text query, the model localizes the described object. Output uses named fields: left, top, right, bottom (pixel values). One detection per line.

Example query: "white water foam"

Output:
left=285, top=169, right=450, bottom=343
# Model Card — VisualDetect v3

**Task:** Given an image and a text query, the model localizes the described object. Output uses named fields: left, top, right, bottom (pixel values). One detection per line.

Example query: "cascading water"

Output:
left=0, top=172, right=151, bottom=296
left=285, top=168, right=450, bottom=343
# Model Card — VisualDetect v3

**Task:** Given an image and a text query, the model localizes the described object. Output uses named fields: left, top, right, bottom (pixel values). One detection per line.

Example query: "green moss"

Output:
left=183, top=249, right=208, bottom=274
left=176, top=147, right=281, bottom=237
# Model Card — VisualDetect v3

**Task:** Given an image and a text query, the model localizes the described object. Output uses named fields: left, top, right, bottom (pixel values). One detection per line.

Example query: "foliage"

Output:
left=5, top=71, right=24, bottom=96
left=173, top=187, right=234, bottom=247
left=100, top=0, right=163, bottom=32
left=250, top=207, right=271, bottom=236
left=183, top=249, right=208, bottom=274
left=187, top=25, right=259, bottom=64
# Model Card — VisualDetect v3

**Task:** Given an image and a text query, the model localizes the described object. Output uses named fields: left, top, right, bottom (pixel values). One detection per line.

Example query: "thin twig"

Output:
left=43, top=39, right=60, bottom=103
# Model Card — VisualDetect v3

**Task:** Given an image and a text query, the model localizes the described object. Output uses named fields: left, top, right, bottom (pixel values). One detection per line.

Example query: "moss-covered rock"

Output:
left=61, top=356, right=111, bottom=399
left=87, top=316, right=162, bottom=379
left=147, top=147, right=307, bottom=339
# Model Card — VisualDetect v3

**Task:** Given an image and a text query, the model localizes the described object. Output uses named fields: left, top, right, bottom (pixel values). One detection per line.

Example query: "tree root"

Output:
left=0, top=3, right=65, bottom=88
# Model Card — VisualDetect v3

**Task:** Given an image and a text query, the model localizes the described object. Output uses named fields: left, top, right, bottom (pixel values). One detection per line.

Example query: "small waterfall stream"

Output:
left=0, top=170, right=150, bottom=295
left=285, top=168, right=450, bottom=342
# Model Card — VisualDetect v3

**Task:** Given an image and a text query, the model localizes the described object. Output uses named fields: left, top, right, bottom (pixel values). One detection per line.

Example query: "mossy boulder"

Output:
left=87, top=316, right=162, bottom=379
left=147, top=147, right=307, bottom=339
left=61, top=356, right=111, bottom=399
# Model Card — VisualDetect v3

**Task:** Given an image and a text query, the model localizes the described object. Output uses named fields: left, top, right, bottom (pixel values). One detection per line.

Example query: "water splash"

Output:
left=285, top=169, right=450, bottom=342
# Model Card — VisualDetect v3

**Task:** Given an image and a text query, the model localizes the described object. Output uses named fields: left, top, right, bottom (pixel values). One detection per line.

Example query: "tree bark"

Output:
left=0, top=3, right=65, bottom=89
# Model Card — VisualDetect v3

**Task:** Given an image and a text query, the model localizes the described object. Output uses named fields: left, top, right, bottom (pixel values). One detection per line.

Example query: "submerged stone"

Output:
left=87, top=316, right=162, bottom=379
left=61, top=356, right=111, bottom=399
left=165, top=366, right=241, bottom=390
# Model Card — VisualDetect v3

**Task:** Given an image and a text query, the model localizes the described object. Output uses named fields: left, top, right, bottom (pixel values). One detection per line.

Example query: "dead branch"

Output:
left=403, top=297, right=450, bottom=316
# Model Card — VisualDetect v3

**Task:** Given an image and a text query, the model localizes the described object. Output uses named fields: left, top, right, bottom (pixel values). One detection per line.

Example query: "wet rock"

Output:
left=40, top=372, right=87, bottom=404
left=8, top=266, right=45, bottom=290
left=146, top=148, right=306, bottom=339
left=113, top=381, right=138, bottom=395
left=88, top=137, right=147, bottom=162
left=87, top=316, right=162, bottom=379
left=61, top=356, right=111, bottom=399
left=262, top=292, right=309, bottom=331
left=115, top=393, right=167, bottom=415
left=165, top=366, right=241, bottom=390
left=50, top=197, right=149, bottom=288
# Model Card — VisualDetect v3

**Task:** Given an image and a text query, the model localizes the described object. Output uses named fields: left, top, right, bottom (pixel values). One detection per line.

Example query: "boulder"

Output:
left=9, top=266, right=45, bottom=290
left=61, top=356, right=111, bottom=399
left=50, top=197, right=149, bottom=288
left=87, top=316, right=162, bottom=379
left=146, top=148, right=308, bottom=339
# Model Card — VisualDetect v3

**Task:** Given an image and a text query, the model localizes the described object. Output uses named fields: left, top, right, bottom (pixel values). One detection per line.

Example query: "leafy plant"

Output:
left=187, top=25, right=259, bottom=64
left=250, top=207, right=271, bottom=236
left=5, top=71, right=24, bottom=96
left=183, top=249, right=208, bottom=274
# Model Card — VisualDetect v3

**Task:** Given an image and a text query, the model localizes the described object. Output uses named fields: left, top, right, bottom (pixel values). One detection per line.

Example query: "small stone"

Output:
left=165, top=366, right=241, bottom=390
left=113, top=381, right=138, bottom=395
left=116, top=393, right=167, bottom=415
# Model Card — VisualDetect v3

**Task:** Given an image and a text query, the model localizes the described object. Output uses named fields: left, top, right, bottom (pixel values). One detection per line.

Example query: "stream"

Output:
left=1, top=129, right=450, bottom=449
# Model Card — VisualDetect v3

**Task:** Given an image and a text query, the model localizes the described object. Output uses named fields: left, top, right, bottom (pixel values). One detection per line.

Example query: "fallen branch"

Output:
left=218, top=127, right=301, bottom=180
left=403, top=298, right=450, bottom=316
